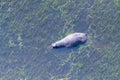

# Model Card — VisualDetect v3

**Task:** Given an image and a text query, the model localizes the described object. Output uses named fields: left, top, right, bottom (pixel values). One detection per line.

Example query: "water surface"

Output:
left=0, top=0, right=120, bottom=80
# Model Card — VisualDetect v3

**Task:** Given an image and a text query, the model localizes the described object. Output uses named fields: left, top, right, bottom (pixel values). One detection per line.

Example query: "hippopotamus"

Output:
left=51, top=32, right=87, bottom=48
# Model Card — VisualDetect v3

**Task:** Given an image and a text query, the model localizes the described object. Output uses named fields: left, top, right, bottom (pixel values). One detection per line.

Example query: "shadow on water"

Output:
left=50, top=46, right=79, bottom=54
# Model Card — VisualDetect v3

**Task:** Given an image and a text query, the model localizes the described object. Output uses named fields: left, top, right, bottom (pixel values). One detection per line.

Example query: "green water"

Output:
left=0, top=0, right=120, bottom=80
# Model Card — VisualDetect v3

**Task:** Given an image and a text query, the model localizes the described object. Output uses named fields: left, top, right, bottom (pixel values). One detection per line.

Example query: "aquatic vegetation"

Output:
left=0, top=0, right=120, bottom=80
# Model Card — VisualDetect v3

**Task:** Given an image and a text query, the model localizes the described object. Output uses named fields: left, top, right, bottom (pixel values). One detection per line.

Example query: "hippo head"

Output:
left=51, top=43, right=58, bottom=48
left=51, top=42, right=65, bottom=48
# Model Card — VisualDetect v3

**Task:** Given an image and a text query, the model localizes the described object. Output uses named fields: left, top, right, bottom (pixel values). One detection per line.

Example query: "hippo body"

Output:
left=51, top=33, right=87, bottom=48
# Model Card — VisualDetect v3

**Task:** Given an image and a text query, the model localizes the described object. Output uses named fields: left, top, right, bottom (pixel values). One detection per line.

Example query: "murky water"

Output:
left=0, top=0, right=120, bottom=80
